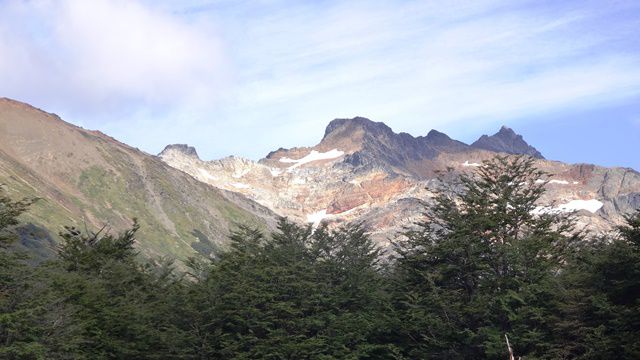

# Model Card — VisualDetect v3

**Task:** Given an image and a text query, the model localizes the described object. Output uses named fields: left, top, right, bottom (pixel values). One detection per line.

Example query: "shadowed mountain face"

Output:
left=161, top=116, right=640, bottom=246
left=471, top=126, right=545, bottom=159
left=268, top=117, right=470, bottom=176
left=0, top=98, right=276, bottom=260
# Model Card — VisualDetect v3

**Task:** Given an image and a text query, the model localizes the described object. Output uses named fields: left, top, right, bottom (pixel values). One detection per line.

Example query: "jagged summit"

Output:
left=308, top=118, right=471, bottom=175
left=266, top=118, right=547, bottom=176
left=425, top=129, right=448, bottom=139
left=320, top=117, right=466, bottom=151
left=322, top=117, right=393, bottom=140
left=160, top=144, right=200, bottom=159
left=471, top=125, right=544, bottom=159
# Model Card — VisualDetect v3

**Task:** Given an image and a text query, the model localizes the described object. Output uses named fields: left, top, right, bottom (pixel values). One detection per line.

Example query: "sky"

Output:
left=0, top=0, right=639, bottom=170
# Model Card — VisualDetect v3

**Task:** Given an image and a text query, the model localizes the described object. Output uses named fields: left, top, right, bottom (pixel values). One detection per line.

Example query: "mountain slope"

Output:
left=161, top=117, right=640, bottom=245
left=0, top=98, right=276, bottom=260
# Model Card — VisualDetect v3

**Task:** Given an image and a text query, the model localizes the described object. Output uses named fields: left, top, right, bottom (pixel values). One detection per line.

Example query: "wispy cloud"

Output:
left=0, top=0, right=227, bottom=115
left=0, top=0, right=639, bottom=159
left=223, top=0, right=640, bottom=141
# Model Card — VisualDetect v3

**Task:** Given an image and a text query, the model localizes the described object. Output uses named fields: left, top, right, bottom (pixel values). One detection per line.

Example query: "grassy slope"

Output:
left=0, top=98, right=273, bottom=262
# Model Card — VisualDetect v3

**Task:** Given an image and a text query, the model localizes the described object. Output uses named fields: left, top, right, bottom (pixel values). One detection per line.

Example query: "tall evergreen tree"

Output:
left=393, top=156, right=578, bottom=359
left=188, top=219, right=394, bottom=359
left=552, top=211, right=640, bottom=359
left=43, top=221, right=186, bottom=359
left=0, top=188, right=48, bottom=359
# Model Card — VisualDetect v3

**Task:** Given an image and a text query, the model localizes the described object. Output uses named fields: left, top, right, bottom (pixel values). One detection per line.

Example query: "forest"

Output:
left=1, top=157, right=638, bottom=359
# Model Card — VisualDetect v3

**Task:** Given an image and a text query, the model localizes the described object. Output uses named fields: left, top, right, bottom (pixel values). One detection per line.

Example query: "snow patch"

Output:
left=535, top=179, right=571, bottom=185
left=558, top=199, right=604, bottom=213
left=307, top=210, right=330, bottom=228
left=197, top=168, right=216, bottom=181
left=463, top=160, right=481, bottom=167
left=230, top=182, right=250, bottom=189
left=533, top=199, right=604, bottom=215
left=280, top=149, right=344, bottom=169
left=269, top=168, right=282, bottom=177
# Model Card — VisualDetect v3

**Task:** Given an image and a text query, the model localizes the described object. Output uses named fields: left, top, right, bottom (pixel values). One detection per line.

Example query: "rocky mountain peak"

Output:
left=471, top=125, right=544, bottom=159
left=159, top=144, right=200, bottom=159
left=322, top=117, right=394, bottom=141
left=498, top=125, right=516, bottom=135
left=424, top=129, right=453, bottom=144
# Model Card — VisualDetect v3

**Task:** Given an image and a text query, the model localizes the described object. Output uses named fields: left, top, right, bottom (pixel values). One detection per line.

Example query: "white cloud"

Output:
left=0, top=0, right=639, bottom=161
left=226, top=0, right=640, bottom=141
left=0, top=0, right=227, bottom=114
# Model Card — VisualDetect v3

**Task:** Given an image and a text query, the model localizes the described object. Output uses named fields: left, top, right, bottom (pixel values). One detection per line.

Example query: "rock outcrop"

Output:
left=471, top=126, right=545, bottom=159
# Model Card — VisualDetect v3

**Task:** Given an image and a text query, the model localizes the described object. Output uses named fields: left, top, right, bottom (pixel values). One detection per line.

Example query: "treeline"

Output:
left=1, top=157, right=639, bottom=359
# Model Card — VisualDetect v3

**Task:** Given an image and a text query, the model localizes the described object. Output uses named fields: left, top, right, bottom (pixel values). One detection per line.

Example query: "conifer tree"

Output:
left=189, top=219, right=394, bottom=359
left=393, top=156, right=578, bottom=359
left=48, top=221, right=184, bottom=359
left=0, top=188, right=47, bottom=359
left=552, top=211, right=640, bottom=359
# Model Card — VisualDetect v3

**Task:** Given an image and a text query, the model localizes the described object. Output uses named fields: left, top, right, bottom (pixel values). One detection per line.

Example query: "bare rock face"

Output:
left=160, top=117, right=640, bottom=246
left=472, top=126, right=545, bottom=159
left=160, top=144, right=199, bottom=159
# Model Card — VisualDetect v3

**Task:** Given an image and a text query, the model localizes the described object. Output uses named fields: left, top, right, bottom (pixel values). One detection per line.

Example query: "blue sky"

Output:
left=1, top=0, right=639, bottom=170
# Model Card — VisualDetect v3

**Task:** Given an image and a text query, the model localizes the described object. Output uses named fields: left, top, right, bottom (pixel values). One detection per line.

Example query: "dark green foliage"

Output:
left=0, top=188, right=45, bottom=359
left=181, top=220, right=394, bottom=359
left=392, top=156, right=580, bottom=359
left=0, top=189, right=35, bottom=248
left=550, top=211, right=640, bottom=359
left=1, top=158, right=639, bottom=359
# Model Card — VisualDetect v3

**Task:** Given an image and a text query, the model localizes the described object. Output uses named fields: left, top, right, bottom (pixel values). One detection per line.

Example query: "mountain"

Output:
left=162, top=144, right=200, bottom=159
left=471, top=125, right=545, bottom=159
left=2, top=98, right=637, bottom=257
left=0, top=98, right=276, bottom=260
left=161, top=117, right=640, bottom=245
left=266, top=117, right=469, bottom=177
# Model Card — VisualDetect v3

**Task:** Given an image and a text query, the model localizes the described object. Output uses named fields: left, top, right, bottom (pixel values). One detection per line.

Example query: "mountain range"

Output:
left=161, top=115, right=640, bottom=246
left=2, top=97, right=639, bottom=259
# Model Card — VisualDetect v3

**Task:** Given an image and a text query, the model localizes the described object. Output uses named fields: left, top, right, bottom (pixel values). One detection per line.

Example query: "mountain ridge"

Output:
left=0, top=97, right=276, bottom=261
left=1, top=98, right=638, bottom=257
left=265, top=117, right=512, bottom=177
left=160, top=116, right=640, bottom=246
left=471, top=125, right=545, bottom=159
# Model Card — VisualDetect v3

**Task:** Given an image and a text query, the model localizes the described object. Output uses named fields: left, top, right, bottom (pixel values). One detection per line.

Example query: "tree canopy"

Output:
left=1, top=157, right=639, bottom=359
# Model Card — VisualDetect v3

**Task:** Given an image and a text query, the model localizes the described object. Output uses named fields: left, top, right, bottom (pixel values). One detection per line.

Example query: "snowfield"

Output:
left=231, top=182, right=250, bottom=189
left=557, top=199, right=604, bottom=213
left=280, top=149, right=344, bottom=169
left=198, top=168, right=217, bottom=181
left=307, top=210, right=330, bottom=228
left=533, top=199, right=604, bottom=215
left=535, top=179, right=571, bottom=185
left=462, top=160, right=481, bottom=167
